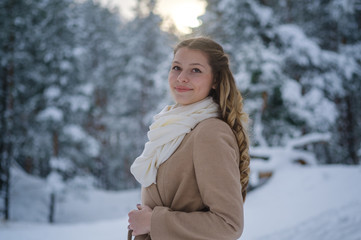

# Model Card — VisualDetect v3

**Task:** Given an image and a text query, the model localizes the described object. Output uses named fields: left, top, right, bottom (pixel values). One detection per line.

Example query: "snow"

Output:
left=243, top=165, right=361, bottom=239
left=46, top=172, right=65, bottom=193
left=63, top=125, right=99, bottom=157
left=250, top=0, right=273, bottom=27
left=250, top=147, right=317, bottom=174
left=338, top=53, right=358, bottom=80
left=79, top=83, right=94, bottom=95
left=44, top=86, right=61, bottom=99
left=64, top=125, right=88, bottom=142
left=276, top=24, right=321, bottom=66
left=68, top=95, right=90, bottom=112
left=1, top=164, right=361, bottom=240
left=50, top=157, right=74, bottom=172
left=5, top=167, right=140, bottom=223
left=59, top=60, right=72, bottom=71
left=329, top=0, right=356, bottom=18
left=0, top=220, right=128, bottom=240
left=249, top=132, right=331, bottom=179
left=253, top=111, right=268, bottom=147
left=36, top=107, right=64, bottom=122
left=282, top=79, right=338, bottom=130
left=257, top=202, right=361, bottom=240
left=286, top=132, right=331, bottom=149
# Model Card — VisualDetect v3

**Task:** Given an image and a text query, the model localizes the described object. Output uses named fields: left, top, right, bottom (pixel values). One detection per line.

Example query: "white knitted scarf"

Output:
left=130, top=97, right=219, bottom=187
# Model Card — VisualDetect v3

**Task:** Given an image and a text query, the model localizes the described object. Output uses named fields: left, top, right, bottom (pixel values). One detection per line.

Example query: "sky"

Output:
left=97, top=0, right=207, bottom=33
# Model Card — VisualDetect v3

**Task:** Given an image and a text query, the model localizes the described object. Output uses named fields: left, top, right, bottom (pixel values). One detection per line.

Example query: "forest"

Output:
left=1, top=0, right=360, bottom=222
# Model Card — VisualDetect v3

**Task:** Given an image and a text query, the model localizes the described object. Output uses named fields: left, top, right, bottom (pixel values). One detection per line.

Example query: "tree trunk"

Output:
left=52, top=131, right=59, bottom=157
left=48, top=192, right=55, bottom=223
left=0, top=62, right=13, bottom=221
left=345, top=96, right=359, bottom=164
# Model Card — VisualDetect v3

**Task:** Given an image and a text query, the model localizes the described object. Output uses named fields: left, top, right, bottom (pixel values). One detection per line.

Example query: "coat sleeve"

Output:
left=149, top=120, right=244, bottom=240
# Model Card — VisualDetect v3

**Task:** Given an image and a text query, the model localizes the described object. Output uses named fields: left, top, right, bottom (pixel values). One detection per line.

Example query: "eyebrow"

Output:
left=172, top=60, right=206, bottom=68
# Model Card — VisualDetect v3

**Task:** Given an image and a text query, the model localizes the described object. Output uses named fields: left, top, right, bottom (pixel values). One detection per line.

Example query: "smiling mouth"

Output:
left=175, top=87, right=192, bottom=92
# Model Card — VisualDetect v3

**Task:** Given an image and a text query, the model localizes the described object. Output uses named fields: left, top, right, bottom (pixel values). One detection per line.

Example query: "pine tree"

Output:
left=105, top=0, right=172, bottom=189
left=69, top=0, right=126, bottom=189
left=197, top=0, right=299, bottom=146
left=269, top=0, right=361, bottom=164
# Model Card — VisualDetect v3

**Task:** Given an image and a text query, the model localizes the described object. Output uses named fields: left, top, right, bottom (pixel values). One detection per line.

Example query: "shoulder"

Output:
left=192, top=118, right=234, bottom=139
left=191, top=118, right=240, bottom=167
left=191, top=118, right=238, bottom=150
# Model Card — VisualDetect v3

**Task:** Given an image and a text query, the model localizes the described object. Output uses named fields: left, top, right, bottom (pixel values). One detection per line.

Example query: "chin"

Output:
left=172, top=95, right=190, bottom=105
left=174, top=98, right=191, bottom=105
left=178, top=100, right=197, bottom=105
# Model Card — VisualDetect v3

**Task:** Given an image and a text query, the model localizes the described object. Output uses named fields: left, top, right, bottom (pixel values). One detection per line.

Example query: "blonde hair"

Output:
left=174, top=37, right=250, bottom=201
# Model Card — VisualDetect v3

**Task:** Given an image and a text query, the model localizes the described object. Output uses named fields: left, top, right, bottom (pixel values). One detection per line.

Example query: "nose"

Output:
left=177, top=71, right=189, bottom=83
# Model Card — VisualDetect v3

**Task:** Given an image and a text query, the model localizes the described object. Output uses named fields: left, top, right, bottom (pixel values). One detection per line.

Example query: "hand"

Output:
left=128, top=204, right=153, bottom=236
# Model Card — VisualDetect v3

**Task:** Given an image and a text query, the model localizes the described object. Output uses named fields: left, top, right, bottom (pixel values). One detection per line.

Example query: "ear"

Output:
left=212, top=79, right=217, bottom=89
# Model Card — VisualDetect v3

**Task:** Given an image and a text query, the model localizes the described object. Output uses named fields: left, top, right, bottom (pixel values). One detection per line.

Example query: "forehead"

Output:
left=173, top=47, right=210, bottom=65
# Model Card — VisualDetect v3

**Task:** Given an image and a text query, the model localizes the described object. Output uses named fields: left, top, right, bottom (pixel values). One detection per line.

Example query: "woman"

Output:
left=128, top=37, right=250, bottom=240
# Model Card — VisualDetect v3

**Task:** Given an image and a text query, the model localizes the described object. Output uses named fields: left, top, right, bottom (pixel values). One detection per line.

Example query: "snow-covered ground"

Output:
left=1, top=165, right=361, bottom=240
left=243, top=166, right=361, bottom=240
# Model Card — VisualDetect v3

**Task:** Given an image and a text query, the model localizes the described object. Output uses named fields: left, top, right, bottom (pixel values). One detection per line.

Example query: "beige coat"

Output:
left=134, top=118, right=244, bottom=240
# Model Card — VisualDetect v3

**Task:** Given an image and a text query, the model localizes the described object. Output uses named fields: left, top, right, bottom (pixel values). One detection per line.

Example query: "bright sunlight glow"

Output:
left=96, top=0, right=207, bottom=34
left=156, top=0, right=206, bottom=34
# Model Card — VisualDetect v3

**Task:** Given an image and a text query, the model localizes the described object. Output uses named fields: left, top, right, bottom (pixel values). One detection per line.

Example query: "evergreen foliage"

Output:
left=0, top=0, right=172, bottom=215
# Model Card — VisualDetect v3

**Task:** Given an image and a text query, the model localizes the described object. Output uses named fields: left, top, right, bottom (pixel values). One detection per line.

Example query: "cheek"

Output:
left=201, top=77, right=214, bottom=92
left=168, top=72, right=173, bottom=85
left=168, top=72, right=178, bottom=85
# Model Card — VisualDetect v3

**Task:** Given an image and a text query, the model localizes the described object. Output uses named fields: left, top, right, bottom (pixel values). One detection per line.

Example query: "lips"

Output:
left=175, top=86, right=192, bottom=92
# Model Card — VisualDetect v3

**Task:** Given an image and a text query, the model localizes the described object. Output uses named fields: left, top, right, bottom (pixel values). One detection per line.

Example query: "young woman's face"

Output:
left=168, top=47, right=214, bottom=105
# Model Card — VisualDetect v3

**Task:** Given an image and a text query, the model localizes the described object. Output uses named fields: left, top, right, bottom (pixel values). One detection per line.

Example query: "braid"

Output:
left=216, top=70, right=250, bottom=202
left=174, top=37, right=251, bottom=202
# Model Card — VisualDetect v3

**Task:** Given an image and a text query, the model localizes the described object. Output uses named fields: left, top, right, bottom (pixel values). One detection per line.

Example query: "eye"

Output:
left=192, top=68, right=202, bottom=73
left=172, top=66, right=181, bottom=71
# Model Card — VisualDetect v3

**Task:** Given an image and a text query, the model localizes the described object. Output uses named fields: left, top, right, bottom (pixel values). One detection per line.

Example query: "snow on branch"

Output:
left=249, top=132, right=331, bottom=188
left=286, top=132, right=331, bottom=149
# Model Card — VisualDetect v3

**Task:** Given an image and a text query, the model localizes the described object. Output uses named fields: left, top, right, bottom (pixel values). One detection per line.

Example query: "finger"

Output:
left=136, top=204, right=142, bottom=210
left=128, top=210, right=136, bottom=217
left=143, top=205, right=151, bottom=211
